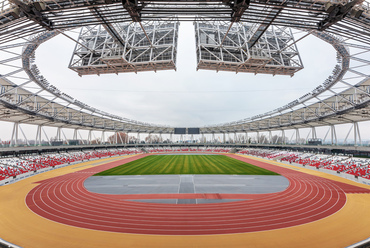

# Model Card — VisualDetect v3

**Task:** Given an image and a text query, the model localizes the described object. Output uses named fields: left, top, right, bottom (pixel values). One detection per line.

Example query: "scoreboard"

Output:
left=174, top=128, right=200, bottom=134
left=188, top=128, right=200, bottom=135
left=174, top=128, right=186, bottom=134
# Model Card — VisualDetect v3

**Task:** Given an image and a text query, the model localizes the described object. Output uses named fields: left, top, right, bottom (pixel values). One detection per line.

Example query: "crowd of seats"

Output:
left=5, top=146, right=370, bottom=182
left=0, top=146, right=232, bottom=181
left=291, top=154, right=334, bottom=168
left=145, top=146, right=231, bottom=153
left=238, top=149, right=285, bottom=158
left=0, top=148, right=142, bottom=181
left=324, top=158, right=370, bottom=177
left=237, top=148, right=370, bottom=180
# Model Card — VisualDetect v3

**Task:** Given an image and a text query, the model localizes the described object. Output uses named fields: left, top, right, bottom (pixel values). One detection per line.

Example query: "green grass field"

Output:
left=94, top=155, right=279, bottom=176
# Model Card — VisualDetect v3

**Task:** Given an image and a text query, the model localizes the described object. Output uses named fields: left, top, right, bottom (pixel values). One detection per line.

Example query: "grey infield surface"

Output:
left=84, top=175, right=289, bottom=204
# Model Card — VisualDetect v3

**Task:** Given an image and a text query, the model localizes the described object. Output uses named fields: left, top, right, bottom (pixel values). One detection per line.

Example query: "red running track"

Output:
left=25, top=154, right=370, bottom=235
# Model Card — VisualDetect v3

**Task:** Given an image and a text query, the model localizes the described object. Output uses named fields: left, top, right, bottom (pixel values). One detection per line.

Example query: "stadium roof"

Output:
left=0, top=0, right=369, bottom=134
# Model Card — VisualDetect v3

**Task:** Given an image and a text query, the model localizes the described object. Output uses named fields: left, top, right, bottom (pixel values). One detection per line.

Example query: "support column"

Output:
left=10, top=122, right=19, bottom=147
left=73, top=129, right=78, bottom=140
left=269, top=131, right=272, bottom=144
left=262, top=134, right=267, bottom=144
left=137, top=132, right=140, bottom=144
left=19, top=124, right=30, bottom=146
left=245, top=132, right=248, bottom=144
left=56, top=127, right=62, bottom=141
left=36, top=125, right=42, bottom=146
left=323, top=127, right=330, bottom=145
left=88, top=130, right=92, bottom=145
left=305, top=129, right=312, bottom=144
left=282, top=130, right=285, bottom=144
left=118, top=132, right=124, bottom=144
left=62, top=129, right=69, bottom=145
left=344, top=125, right=353, bottom=145
left=289, top=130, right=295, bottom=144
left=354, top=122, right=362, bottom=146
left=257, top=131, right=260, bottom=144
left=42, top=127, right=51, bottom=146
left=295, top=128, right=300, bottom=144
left=312, top=127, right=317, bottom=139
left=354, top=122, right=357, bottom=145
left=78, top=130, right=85, bottom=145
left=273, top=133, right=279, bottom=144
left=223, top=133, right=226, bottom=144
left=331, top=125, right=337, bottom=145
left=101, top=131, right=105, bottom=144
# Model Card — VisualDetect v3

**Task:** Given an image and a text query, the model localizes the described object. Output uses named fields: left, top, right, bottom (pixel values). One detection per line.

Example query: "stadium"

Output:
left=0, top=0, right=370, bottom=247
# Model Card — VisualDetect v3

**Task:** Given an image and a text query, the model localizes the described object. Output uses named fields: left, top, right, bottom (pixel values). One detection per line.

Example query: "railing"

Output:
left=0, top=237, right=20, bottom=248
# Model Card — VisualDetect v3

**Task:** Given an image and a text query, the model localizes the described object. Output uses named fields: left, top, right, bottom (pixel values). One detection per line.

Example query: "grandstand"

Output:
left=2, top=144, right=370, bottom=186
left=0, top=148, right=142, bottom=185
left=238, top=148, right=370, bottom=182
left=0, top=145, right=234, bottom=184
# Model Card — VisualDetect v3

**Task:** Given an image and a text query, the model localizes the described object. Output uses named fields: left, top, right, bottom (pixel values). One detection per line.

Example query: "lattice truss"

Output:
left=0, top=30, right=172, bottom=133
left=0, top=0, right=369, bottom=135
left=201, top=31, right=370, bottom=133
left=195, top=20, right=303, bottom=76
left=69, top=20, right=179, bottom=76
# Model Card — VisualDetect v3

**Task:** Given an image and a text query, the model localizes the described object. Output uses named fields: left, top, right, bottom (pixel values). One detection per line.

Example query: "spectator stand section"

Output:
left=0, top=146, right=233, bottom=185
left=0, top=148, right=142, bottom=185
left=237, top=148, right=370, bottom=185
left=145, top=146, right=232, bottom=154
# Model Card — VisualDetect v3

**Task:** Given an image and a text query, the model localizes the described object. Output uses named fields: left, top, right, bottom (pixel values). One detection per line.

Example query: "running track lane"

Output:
left=25, top=154, right=370, bottom=235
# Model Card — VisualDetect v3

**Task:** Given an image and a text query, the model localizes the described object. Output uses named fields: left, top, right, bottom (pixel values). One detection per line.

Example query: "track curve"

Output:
left=25, top=154, right=370, bottom=235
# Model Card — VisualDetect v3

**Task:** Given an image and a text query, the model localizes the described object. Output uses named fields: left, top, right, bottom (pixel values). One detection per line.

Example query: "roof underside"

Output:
left=0, top=0, right=369, bottom=133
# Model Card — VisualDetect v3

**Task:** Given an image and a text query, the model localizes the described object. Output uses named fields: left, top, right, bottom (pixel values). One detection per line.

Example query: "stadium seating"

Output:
left=0, top=146, right=234, bottom=181
left=0, top=148, right=142, bottom=181
left=145, top=146, right=231, bottom=153
left=4, top=146, right=370, bottom=182
left=237, top=148, right=370, bottom=180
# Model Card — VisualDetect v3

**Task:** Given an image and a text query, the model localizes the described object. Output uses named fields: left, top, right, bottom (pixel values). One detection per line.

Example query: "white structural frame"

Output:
left=0, top=0, right=369, bottom=147
left=69, top=20, right=179, bottom=76
left=194, top=20, right=304, bottom=76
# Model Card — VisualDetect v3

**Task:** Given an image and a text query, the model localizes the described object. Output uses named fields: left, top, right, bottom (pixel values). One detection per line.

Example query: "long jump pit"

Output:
left=1, top=153, right=370, bottom=248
